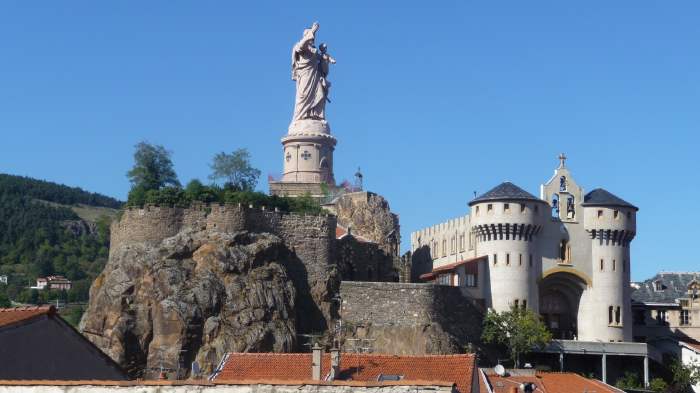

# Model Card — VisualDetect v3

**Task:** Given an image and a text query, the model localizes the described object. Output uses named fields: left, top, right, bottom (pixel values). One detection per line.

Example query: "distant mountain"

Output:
left=0, top=174, right=123, bottom=306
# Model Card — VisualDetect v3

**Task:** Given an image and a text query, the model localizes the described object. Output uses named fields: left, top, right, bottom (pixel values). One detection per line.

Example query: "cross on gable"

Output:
left=558, top=153, right=567, bottom=167
left=301, top=151, right=312, bottom=160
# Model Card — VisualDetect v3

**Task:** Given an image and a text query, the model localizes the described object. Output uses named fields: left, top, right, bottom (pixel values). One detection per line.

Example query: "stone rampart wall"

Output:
left=339, top=281, right=483, bottom=355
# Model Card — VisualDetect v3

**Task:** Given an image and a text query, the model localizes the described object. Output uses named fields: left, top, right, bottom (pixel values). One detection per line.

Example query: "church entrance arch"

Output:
left=539, top=271, right=587, bottom=340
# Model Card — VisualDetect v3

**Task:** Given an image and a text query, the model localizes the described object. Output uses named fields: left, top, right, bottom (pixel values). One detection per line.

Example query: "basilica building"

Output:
left=411, top=155, right=638, bottom=343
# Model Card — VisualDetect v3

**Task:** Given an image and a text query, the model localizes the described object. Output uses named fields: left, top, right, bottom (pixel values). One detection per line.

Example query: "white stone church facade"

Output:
left=411, top=156, right=638, bottom=343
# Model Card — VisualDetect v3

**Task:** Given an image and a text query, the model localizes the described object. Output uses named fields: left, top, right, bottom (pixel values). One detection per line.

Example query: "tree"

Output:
left=127, top=142, right=180, bottom=191
left=482, top=306, right=552, bottom=367
left=208, top=148, right=261, bottom=191
left=669, top=358, right=700, bottom=393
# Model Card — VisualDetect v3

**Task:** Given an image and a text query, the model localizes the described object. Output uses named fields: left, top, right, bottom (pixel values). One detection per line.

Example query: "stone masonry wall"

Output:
left=339, top=282, right=483, bottom=355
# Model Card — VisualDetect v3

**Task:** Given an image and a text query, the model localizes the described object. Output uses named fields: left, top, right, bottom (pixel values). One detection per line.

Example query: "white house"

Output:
left=680, top=341, right=700, bottom=393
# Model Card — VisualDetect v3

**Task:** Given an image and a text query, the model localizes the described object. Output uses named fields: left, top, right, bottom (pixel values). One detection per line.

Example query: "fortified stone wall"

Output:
left=339, top=282, right=483, bottom=355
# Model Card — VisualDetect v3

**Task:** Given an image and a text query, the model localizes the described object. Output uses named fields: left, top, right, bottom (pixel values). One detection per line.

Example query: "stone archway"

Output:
left=539, top=271, right=588, bottom=340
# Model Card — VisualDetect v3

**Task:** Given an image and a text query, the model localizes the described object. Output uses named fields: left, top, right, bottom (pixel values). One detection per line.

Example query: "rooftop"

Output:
left=420, top=256, right=485, bottom=281
left=481, top=370, right=623, bottom=393
left=211, top=352, right=476, bottom=392
left=582, top=188, right=638, bottom=210
left=469, top=182, right=541, bottom=206
left=632, top=272, right=700, bottom=304
left=0, top=306, right=55, bottom=328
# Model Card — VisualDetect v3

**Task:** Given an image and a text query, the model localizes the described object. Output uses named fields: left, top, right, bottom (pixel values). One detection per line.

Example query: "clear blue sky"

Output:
left=0, top=2, right=697, bottom=281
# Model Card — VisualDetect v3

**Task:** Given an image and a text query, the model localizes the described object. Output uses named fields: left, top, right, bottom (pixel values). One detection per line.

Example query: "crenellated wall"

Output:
left=112, top=204, right=335, bottom=252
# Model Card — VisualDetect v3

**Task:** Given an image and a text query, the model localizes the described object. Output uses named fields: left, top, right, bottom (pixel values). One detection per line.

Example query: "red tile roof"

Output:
left=213, top=352, right=476, bottom=392
left=335, top=225, right=372, bottom=243
left=482, top=371, right=622, bottom=393
left=681, top=341, right=700, bottom=353
left=0, top=306, right=55, bottom=328
left=420, top=256, right=486, bottom=281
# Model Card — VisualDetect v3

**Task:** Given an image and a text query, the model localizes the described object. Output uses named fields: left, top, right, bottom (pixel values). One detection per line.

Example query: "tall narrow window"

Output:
left=504, top=203, right=510, bottom=213
left=609, top=306, right=614, bottom=324
left=487, top=204, right=493, bottom=213
left=514, top=299, right=519, bottom=309
left=615, top=306, right=621, bottom=325
left=613, top=259, right=617, bottom=271
left=493, top=254, right=498, bottom=266
left=551, top=194, right=560, bottom=218
left=680, top=310, right=690, bottom=325
left=600, top=259, right=604, bottom=271
left=519, top=254, right=523, bottom=266
left=522, top=300, right=527, bottom=310
left=560, top=176, right=567, bottom=191
left=506, top=253, right=511, bottom=266
left=520, top=204, right=526, bottom=213
left=475, top=206, right=480, bottom=215
left=566, top=196, right=575, bottom=219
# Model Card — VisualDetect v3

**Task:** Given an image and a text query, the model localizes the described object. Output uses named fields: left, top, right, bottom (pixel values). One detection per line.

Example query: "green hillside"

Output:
left=0, top=174, right=122, bottom=306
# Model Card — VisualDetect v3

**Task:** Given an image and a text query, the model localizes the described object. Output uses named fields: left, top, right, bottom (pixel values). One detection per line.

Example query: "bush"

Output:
left=126, top=181, right=325, bottom=215
left=649, top=378, right=668, bottom=393
left=615, top=371, right=641, bottom=390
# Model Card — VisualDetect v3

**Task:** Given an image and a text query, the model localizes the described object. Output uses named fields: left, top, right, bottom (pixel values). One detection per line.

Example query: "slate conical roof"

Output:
left=582, top=188, right=638, bottom=210
left=469, top=182, right=542, bottom=206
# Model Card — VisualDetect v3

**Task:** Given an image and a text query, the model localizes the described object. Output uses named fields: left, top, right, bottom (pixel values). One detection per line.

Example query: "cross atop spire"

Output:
left=558, top=153, right=567, bottom=168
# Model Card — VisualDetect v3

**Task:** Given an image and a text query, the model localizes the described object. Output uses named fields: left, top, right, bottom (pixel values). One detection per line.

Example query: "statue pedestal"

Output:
left=288, top=119, right=331, bottom=136
left=271, top=119, right=337, bottom=198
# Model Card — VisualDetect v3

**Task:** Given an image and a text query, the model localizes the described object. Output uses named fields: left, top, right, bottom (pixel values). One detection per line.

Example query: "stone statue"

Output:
left=291, top=22, right=336, bottom=123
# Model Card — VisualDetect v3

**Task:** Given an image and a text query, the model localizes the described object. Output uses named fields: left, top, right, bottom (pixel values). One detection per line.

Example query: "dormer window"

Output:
left=654, top=281, right=664, bottom=292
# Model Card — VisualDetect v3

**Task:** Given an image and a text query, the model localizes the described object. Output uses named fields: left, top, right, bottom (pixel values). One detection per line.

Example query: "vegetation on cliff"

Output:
left=0, top=174, right=121, bottom=304
left=125, top=142, right=323, bottom=214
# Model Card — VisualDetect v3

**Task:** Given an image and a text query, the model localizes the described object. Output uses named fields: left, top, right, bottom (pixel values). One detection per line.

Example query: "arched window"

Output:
left=551, top=194, right=560, bottom=218
left=566, top=196, right=575, bottom=219
left=560, top=176, right=567, bottom=191
left=559, top=240, right=568, bottom=262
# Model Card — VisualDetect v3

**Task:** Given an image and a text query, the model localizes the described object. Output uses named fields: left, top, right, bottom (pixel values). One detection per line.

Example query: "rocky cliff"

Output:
left=80, top=228, right=298, bottom=378
left=333, top=192, right=400, bottom=257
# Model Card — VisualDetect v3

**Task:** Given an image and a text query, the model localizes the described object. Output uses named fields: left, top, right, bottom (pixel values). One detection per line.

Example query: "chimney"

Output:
left=312, top=343, right=323, bottom=381
left=329, top=347, right=341, bottom=381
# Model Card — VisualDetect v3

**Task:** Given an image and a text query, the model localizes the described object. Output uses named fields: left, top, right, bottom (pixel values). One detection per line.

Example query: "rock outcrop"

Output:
left=334, top=192, right=400, bottom=257
left=80, top=229, right=297, bottom=378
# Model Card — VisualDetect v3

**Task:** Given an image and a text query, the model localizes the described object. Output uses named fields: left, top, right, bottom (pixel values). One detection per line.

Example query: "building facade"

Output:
left=411, top=156, right=638, bottom=342
left=631, top=272, right=700, bottom=344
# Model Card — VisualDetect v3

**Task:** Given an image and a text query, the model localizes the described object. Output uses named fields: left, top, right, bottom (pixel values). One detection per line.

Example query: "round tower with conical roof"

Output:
left=469, top=182, right=549, bottom=312
left=580, top=189, right=638, bottom=341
